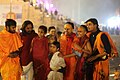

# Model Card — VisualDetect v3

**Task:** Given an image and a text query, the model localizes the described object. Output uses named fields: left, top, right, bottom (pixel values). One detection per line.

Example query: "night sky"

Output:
left=53, top=0, right=120, bottom=25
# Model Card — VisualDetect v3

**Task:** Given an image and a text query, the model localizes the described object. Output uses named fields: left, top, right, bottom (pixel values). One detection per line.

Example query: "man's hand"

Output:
left=87, top=56, right=98, bottom=62
left=8, top=51, right=19, bottom=58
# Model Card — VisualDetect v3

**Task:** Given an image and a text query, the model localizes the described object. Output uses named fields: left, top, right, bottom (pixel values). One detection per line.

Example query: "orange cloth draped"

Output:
left=94, top=32, right=118, bottom=57
left=72, top=35, right=89, bottom=53
left=93, top=60, right=109, bottom=80
left=93, top=32, right=117, bottom=80
left=72, top=35, right=89, bottom=80
left=60, top=33, right=76, bottom=80
left=0, top=29, right=23, bottom=80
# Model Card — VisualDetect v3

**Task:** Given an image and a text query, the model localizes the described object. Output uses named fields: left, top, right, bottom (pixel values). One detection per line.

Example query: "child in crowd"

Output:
left=47, top=35, right=57, bottom=44
left=56, top=31, right=62, bottom=42
left=47, top=26, right=56, bottom=36
left=47, top=35, right=57, bottom=60
left=47, top=41, right=66, bottom=80
left=31, top=25, right=49, bottom=80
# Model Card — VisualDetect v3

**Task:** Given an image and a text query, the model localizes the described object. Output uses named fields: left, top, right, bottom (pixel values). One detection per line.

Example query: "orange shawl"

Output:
left=0, top=29, right=23, bottom=80
left=93, top=32, right=118, bottom=80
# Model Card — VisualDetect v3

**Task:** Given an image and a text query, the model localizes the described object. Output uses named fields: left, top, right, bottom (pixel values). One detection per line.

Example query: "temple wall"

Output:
left=0, top=0, right=64, bottom=32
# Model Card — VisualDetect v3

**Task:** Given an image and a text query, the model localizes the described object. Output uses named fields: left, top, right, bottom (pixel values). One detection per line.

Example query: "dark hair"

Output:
left=47, top=35, right=57, bottom=42
left=80, top=25, right=88, bottom=32
left=39, top=25, right=47, bottom=34
left=65, top=22, right=74, bottom=29
left=52, top=41, right=60, bottom=49
left=57, top=31, right=62, bottom=36
left=48, top=26, right=56, bottom=32
left=21, top=20, right=33, bottom=33
left=85, top=18, right=99, bottom=27
left=5, top=19, right=16, bottom=27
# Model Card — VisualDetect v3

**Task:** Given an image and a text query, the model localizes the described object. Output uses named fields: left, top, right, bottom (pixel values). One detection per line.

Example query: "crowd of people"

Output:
left=0, top=18, right=118, bottom=80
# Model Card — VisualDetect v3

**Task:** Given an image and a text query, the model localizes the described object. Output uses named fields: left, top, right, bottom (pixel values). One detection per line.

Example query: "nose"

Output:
left=65, top=29, right=69, bottom=32
left=13, top=28, right=16, bottom=30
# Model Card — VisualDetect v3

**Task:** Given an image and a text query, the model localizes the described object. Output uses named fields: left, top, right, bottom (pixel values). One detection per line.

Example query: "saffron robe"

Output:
left=0, top=29, right=23, bottom=80
left=32, top=36, right=49, bottom=80
left=60, top=33, right=76, bottom=80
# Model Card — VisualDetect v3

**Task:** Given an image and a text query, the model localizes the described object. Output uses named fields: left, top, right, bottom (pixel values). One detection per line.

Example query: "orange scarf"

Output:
left=0, top=29, right=23, bottom=67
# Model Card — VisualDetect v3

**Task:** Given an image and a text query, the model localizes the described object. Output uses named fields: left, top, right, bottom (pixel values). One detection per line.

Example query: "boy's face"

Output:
left=49, top=44, right=57, bottom=53
left=49, top=29, right=56, bottom=36
left=38, top=28, right=45, bottom=38
left=49, top=36, right=56, bottom=44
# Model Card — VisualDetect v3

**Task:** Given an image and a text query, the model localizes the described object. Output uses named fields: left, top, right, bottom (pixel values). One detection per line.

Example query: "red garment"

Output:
left=75, top=57, right=85, bottom=80
left=20, top=32, right=37, bottom=66
left=73, top=35, right=89, bottom=80
left=32, top=36, right=49, bottom=80
left=60, top=33, right=76, bottom=80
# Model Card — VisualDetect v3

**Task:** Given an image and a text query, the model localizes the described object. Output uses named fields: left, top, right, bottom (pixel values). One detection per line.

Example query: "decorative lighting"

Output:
left=50, top=4, right=53, bottom=8
left=107, top=16, right=120, bottom=28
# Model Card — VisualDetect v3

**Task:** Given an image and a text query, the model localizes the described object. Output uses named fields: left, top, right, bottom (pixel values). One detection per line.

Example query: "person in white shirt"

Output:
left=47, top=41, right=66, bottom=80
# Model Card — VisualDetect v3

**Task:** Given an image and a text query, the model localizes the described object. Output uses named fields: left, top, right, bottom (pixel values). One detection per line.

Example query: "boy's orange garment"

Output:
left=60, top=33, right=76, bottom=80
left=0, top=29, right=23, bottom=80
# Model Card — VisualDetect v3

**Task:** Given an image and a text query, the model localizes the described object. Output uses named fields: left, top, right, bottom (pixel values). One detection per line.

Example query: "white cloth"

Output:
left=47, top=51, right=66, bottom=80
left=21, top=62, right=34, bottom=80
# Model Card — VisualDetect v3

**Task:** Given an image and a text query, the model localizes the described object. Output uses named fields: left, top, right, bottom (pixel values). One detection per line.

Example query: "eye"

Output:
left=64, top=28, right=70, bottom=30
left=78, top=31, right=82, bottom=32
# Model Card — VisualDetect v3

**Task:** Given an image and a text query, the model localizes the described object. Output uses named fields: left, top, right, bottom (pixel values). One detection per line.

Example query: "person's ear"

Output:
left=94, top=24, right=97, bottom=29
left=6, top=26, right=9, bottom=31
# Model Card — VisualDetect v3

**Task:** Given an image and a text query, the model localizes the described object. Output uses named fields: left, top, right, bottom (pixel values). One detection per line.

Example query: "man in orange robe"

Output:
left=0, top=19, right=23, bottom=80
left=60, top=22, right=76, bottom=80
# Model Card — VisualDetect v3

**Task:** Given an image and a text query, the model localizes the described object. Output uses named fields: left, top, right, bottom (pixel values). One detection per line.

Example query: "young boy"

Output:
left=31, top=25, right=49, bottom=80
left=47, top=41, right=66, bottom=80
